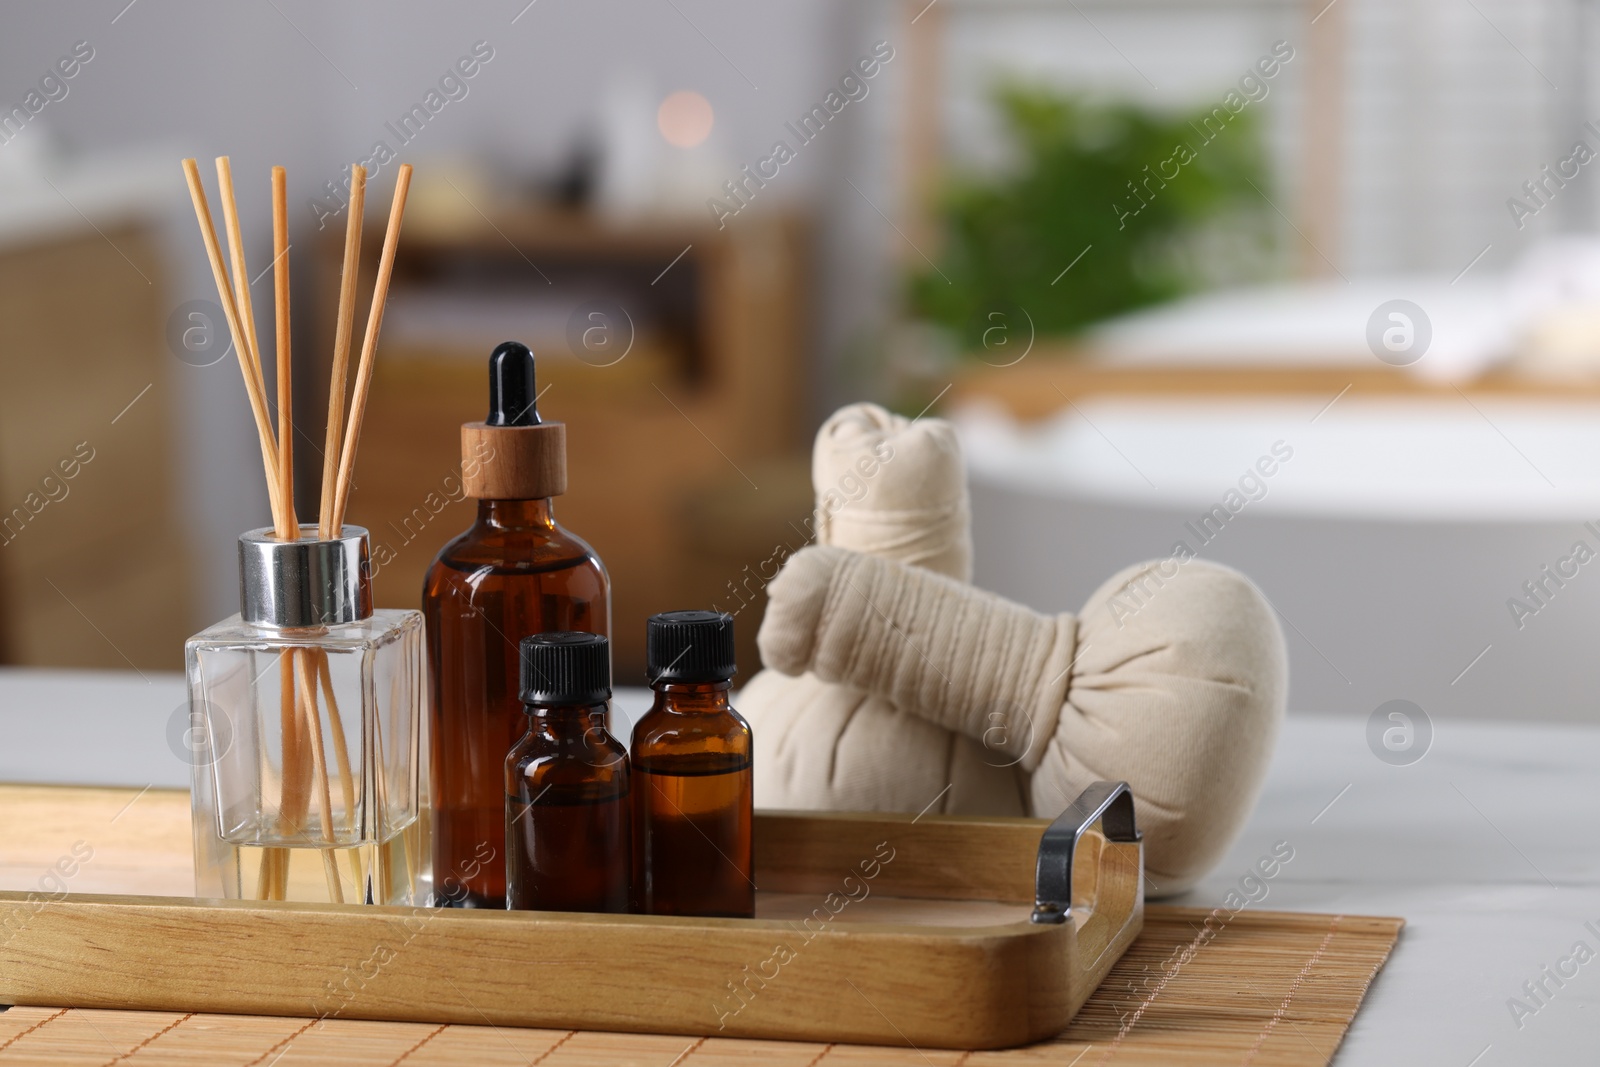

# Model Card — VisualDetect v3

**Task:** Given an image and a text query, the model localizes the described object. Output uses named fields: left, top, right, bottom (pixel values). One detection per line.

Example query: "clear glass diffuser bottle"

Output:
left=186, top=525, right=426, bottom=905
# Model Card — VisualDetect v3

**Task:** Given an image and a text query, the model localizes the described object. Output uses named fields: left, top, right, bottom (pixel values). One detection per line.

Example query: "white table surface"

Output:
left=2, top=666, right=1595, bottom=1064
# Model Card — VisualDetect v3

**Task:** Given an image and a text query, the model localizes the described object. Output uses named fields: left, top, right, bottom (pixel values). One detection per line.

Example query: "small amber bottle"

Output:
left=424, top=341, right=610, bottom=908
left=632, top=610, right=754, bottom=918
left=506, top=632, right=630, bottom=913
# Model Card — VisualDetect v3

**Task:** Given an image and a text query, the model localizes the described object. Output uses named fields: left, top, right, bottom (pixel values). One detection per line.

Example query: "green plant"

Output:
left=908, top=85, right=1273, bottom=352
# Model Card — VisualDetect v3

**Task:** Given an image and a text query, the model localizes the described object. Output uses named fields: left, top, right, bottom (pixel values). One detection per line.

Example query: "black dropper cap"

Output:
left=647, top=610, right=737, bottom=685
left=487, top=340, right=542, bottom=426
left=463, top=341, right=565, bottom=499
left=520, top=632, right=611, bottom=706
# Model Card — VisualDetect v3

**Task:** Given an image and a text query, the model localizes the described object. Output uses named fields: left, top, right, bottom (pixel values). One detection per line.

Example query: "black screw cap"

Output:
left=646, top=610, right=737, bottom=684
left=520, top=631, right=610, bottom=706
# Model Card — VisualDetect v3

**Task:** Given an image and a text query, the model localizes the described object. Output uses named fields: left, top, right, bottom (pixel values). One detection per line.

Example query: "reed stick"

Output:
left=295, top=652, right=345, bottom=903
left=320, top=165, right=366, bottom=539
left=271, top=849, right=286, bottom=901
left=274, top=653, right=303, bottom=900
left=270, top=166, right=296, bottom=540
left=383, top=666, right=419, bottom=894
left=264, top=164, right=305, bottom=901
left=315, top=655, right=363, bottom=892
left=269, top=645, right=305, bottom=903
left=316, top=658, right=357, bottom=814
left=368, top=668, right=397, bottom=899
left=215, top=158, right=270, bottom=417
left=181, top=159, right=282, bottom=518
left=254, top=837, right=275, bottom=902
left=258, top=849, right=285, bottom=902
left=330, top=164, right=412, bottom=533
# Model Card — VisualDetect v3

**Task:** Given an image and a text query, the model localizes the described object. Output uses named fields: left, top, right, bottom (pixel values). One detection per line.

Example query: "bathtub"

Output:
left=957, top=398, right=1600, bottom=723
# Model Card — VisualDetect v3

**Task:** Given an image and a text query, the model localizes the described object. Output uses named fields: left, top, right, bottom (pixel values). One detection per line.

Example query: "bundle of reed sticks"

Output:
left=182, top=157, right=412, bottom=902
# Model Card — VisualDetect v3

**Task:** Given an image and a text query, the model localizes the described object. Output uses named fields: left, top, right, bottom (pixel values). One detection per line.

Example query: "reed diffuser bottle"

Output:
left=179, top=153, right=419, bottom=905
left=424, top=341, right=610, bottom=908
left=632, top=610, right=754, bottom=917
left=188, top=529, right=425, bottom=904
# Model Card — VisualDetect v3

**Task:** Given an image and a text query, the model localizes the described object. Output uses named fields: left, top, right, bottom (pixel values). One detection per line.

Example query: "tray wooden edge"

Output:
left=0, top=891, right=1087, bottom=1049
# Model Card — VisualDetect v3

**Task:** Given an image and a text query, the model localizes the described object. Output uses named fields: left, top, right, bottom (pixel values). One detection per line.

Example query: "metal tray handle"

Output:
left=1032, top=780, right=1141, bottom=925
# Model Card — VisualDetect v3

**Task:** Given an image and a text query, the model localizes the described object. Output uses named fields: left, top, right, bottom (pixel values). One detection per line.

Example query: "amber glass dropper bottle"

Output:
left=632, top=610, right=754, bottom=918
left=424, top=341, right=610, bottom=908
left=506, top=632, right=630, bottom=913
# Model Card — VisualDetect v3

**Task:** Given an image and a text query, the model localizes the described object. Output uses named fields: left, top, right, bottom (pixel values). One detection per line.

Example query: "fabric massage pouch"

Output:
left=742, top=403, right=1287, bottom=895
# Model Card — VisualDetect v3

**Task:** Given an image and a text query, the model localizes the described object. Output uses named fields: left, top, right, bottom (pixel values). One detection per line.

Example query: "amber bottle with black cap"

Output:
left=632, top=610, right=754, bottom=917
left=424, top=341, right=610, bottom=908
left=506, top=632, right=630, bottom=913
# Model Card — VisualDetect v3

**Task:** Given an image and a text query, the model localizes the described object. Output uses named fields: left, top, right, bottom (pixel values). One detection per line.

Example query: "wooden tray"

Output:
left=0, top=908, right=1402, bottom=1066
left=0, top=783, right=1143, bottom=1051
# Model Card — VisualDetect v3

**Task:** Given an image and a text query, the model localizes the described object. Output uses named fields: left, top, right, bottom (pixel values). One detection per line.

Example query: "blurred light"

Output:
left=657, top=90, right=713, bottom=148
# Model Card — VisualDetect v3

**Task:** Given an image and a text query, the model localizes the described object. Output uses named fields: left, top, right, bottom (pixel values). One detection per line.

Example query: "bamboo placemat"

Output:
left=0, top=905, right=1399, bottom=1066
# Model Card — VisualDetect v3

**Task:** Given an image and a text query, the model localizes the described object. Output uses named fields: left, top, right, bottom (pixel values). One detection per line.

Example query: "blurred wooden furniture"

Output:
left=0, top=221, right=191, bottom=670
left=315, top=207, right=811, bottom=681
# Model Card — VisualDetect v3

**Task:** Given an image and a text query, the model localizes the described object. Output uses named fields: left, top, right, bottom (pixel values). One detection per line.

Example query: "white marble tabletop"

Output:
left=2, top=667, right=1594, bottom=1063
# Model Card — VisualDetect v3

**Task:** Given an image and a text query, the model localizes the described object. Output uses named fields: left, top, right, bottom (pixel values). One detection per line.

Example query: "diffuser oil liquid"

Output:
left=506, top=791, right=630, bottom=913
left=201, top=819, right=423, bottom=905
left=633, top=754, right=754, bottom=917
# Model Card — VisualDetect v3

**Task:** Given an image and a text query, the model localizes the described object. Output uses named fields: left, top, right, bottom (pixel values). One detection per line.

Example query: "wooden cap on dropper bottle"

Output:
left=461, top=341, right=567, bottom=500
